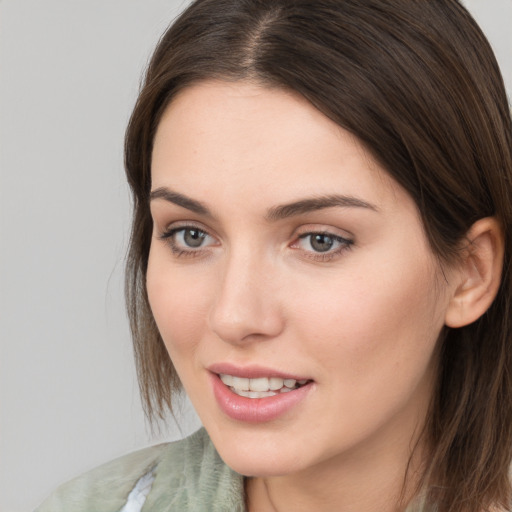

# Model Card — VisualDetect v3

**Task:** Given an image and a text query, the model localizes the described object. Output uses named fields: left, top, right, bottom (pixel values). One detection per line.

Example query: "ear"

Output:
left=445, top=217, right=504, bottom=328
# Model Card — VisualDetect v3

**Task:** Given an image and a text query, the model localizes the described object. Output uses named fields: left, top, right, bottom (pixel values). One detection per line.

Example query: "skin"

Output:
left=147, top=81, right=461, bottom=512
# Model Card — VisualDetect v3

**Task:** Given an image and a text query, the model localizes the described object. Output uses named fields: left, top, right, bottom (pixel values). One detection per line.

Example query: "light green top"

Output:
left=35, top=428, right=245, bottom=512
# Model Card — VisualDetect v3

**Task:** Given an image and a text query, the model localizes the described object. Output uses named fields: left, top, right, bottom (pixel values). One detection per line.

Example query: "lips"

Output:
left=208, top=364, right=314, bottom=422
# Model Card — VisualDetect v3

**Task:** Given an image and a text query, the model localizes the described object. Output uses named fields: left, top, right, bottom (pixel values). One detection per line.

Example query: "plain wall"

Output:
left=0, top=1, right=510, bottom=511
left=0, top=2, right=201, bottom=512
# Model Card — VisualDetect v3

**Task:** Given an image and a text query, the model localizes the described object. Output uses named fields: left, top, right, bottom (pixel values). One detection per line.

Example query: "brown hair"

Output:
left=124, top=1, right=512, bottom=510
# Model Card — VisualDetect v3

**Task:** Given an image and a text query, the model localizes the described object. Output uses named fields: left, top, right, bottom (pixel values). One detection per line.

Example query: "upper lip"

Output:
left=207, top=362, right=311, bottom=381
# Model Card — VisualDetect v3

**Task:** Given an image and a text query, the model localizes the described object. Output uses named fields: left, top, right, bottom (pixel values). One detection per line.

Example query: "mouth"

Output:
left=207, top=363, right=314, bottom=422
left=208, top=366, right=314, bottom=422
left=218, top=374, right=311, bottom=398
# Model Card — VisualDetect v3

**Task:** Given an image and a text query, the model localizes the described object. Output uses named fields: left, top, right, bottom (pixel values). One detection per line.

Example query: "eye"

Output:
left=305, top=233, right=337, bottom=252
left=159, top=225, right=216, bottom=256
left=292, top=231, right=353, bottom=260
left=177, top=228, right=209, bottom=248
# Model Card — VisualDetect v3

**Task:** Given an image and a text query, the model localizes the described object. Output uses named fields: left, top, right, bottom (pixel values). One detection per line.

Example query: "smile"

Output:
left=210, top=370, right=314, bottom=422
left=219, top=374, right=309, bottom=398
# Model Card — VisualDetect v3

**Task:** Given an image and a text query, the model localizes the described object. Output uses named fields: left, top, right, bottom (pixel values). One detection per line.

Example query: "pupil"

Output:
left=184, top=229, right=204, bottom=247
left=311, top=234, right=333, bottom=252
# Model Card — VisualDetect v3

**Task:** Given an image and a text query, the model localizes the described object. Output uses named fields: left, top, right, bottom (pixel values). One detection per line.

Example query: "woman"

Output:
left=37, top=0, right=512, bottom=511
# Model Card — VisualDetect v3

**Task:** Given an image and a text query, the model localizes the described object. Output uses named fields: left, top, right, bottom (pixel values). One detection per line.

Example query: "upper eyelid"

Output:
left=160, top=221, right=213, bottom=235
left=297, top=230, right=352, bottom=239
left=158, top=222, right=354, bottom=244
left=161, top=225, right=215, bottom=242
left=293, top=224, right=355, bottom=240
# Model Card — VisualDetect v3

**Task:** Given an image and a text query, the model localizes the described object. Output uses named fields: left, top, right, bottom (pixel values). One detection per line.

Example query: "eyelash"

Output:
left=158, top=226, right=354, bottom=262
left=159, top=225, right=216, bottom=258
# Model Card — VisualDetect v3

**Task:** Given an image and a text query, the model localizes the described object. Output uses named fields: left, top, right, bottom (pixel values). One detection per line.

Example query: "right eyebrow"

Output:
left=149, top=187, right=212, bottom=217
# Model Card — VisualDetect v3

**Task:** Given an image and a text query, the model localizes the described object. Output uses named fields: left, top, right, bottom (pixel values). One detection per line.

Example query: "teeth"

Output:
left=269, top=377, right=283, bottom=390
left=219, top=374, right=234, bottom=387
left=219, top=374, right=308, bottom=397
left=249, top=377, right=271, bottom=392
left=235, top=389, right=278, bottom=398
left=232, top=376, right=250, bottom=391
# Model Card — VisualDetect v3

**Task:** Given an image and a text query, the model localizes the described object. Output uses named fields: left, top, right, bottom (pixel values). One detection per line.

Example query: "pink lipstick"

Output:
left=208, top=364, right=314, bottom=423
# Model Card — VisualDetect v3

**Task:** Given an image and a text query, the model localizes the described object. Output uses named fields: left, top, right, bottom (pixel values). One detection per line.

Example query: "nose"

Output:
left=208, top=249, right=285, bottom=345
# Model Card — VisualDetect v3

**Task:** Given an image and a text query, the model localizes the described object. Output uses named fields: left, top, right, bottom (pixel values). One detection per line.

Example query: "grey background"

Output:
left=0, top=1, right=510, bottom=511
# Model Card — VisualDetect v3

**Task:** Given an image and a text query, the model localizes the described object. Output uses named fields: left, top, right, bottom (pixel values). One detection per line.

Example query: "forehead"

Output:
left=151, top=80, right=402, bottom=212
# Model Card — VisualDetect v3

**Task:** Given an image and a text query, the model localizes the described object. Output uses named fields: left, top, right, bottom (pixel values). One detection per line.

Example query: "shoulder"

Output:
left=35, top=439, right=165, bottom=512
left=35, top=428, right=245, bottom=512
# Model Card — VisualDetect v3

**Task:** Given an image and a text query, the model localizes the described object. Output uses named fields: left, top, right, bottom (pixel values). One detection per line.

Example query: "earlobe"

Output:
left=445, top=217, right=504, bottom=329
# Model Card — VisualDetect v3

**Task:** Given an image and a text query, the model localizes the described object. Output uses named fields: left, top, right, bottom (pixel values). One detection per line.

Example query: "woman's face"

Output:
left=148, top=81, right=456, bottom=478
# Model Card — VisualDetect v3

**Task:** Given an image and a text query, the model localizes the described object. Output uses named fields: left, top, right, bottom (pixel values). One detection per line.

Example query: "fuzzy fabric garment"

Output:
left=35, top=428, right=245, bottom=512
left=118, top=469, right=156, bottom=512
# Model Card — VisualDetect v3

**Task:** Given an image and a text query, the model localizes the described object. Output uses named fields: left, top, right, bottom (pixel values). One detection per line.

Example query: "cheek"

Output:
left=146, top=249, right=213, bottom=359
left=290, top=250, right=444, bottom=390
left=287, top=261, right=444, bottom=446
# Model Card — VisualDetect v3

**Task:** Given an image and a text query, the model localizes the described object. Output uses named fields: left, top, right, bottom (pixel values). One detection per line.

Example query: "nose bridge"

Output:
left=208, top=241, right=283, bottom=344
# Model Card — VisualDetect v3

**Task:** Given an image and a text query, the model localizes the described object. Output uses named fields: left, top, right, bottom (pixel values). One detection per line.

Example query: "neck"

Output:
left=245, top=418, right=428, bottom=512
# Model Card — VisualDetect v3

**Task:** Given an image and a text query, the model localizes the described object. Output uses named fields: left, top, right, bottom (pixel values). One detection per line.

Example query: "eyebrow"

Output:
left=150, top=187, right=378, bottom=220
left=265, top=195, right=378, bottom=221
left=150, top=187, right=211, bottom=216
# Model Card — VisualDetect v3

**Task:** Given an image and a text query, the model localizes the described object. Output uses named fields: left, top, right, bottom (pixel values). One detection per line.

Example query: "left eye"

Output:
left=296, top=232, right=352, bottom=253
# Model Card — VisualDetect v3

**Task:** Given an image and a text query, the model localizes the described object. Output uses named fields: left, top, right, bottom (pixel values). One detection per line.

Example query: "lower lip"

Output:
left=210, top=373, right=313, bottom=423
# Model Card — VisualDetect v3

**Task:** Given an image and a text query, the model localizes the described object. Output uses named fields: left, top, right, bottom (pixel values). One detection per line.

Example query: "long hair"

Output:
left=124, top=1, right=512, bottom=510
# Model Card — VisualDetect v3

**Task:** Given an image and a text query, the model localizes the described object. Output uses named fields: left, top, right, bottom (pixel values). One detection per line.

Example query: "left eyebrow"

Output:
left=265, top=195, right=378, bottom=222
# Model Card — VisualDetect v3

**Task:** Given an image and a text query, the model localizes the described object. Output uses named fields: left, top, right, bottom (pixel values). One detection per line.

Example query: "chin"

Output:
left=206, top=423, right=313, bottom=477
left=219, top=448, right=306, bottom=478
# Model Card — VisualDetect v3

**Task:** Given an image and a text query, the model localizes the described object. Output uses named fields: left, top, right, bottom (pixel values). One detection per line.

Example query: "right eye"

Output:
left=159, top=226, right=217, bottom=256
